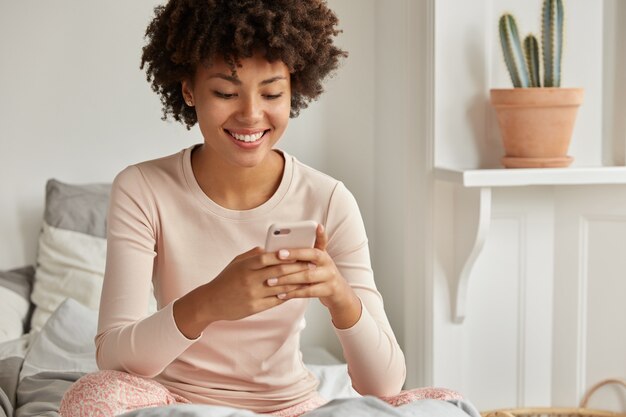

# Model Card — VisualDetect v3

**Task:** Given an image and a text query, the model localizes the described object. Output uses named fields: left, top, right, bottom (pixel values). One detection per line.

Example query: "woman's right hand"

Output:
left=173, top=246, right=309, bottom=338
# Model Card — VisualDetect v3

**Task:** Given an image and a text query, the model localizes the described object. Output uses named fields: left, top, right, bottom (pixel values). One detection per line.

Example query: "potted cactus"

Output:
left=491, top=0, right=584, bottom=168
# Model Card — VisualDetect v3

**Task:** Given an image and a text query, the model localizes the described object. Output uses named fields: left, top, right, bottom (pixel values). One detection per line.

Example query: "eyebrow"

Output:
left=208, top=74, right=287, bottom=86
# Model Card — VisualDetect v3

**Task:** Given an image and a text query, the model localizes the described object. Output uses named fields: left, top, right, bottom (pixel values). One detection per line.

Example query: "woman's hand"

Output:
left=266, top=224, right=362, bottom=329
left=173, top=246, right=311, bottom=338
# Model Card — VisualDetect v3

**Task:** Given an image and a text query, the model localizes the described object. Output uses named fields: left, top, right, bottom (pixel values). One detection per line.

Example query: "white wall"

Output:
left=435, top=0, right=605, bottom=170
left=0, top=0, right=376, bottom=267
left=603, top=0, right=626, bottom=165
left=372, top=0, right=433, bottom=389
left=0, top=1, right=194, bottom=267
left=0, top=1, right=384, bottom=361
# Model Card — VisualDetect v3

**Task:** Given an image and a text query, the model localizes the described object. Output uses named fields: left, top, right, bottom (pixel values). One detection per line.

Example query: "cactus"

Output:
left=499, top=14, right=530, bottom=88
left=524, top=35, right=541, bottom=87
left=542, top=0, right=564, bottom=87
left=498, top=0, right=565, bottom=88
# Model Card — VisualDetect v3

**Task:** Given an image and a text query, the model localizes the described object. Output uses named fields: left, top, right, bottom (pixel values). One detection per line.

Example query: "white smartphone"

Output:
left=265, top=220, right=318, bottom=252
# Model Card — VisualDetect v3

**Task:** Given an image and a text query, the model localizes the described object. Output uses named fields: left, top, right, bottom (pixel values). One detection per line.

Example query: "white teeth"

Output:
left=230, top=131, right=265, bottom=142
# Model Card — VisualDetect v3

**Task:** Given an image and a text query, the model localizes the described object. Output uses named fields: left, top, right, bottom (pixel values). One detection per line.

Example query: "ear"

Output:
left=181, top=79, right=194, bottom=107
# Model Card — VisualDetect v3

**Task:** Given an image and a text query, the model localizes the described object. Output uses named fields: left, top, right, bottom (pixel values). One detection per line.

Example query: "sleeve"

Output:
left=95, top=166, right=199, bottom=378
left=325, top=182, right=406, bottom=396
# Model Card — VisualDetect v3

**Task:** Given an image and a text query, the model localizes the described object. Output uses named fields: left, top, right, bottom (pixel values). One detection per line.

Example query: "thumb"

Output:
left=314, top=224, right=327, bottom=251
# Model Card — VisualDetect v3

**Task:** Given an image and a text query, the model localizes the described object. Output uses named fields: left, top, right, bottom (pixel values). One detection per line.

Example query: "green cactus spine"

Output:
left=499, top=14, right=530, bottom=88
left=542, top=0, right=564, bottom=87
left=524, top=35, right=541, bottom=87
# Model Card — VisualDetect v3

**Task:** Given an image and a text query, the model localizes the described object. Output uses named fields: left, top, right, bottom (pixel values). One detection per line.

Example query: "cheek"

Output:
left=196, top=102, right=228, bottom=125
left=271, top=100, right=291, bottom=125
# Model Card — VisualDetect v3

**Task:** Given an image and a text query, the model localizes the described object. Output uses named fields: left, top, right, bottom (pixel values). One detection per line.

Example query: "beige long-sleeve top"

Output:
left=95, top=145, right=406, bottom=413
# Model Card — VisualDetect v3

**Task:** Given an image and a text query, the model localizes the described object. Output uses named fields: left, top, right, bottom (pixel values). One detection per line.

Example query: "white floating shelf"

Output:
left=434, top=165, right=626, bottom=324
left=435, top=166, right=626, bottom=188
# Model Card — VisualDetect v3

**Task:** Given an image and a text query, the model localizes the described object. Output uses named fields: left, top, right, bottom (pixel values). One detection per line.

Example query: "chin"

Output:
left=231, top=152, right=269, bottom=168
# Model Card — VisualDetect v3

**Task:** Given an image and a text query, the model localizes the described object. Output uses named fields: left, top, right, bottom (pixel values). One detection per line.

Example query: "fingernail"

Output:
left=267, top=277, right=278, bottom=286
left=277, top=293, right=287, bottom=299
left=319, top=224, right=325, bottom=233
left=308, top=263, right=316, bottom=270
left=278, top=249, right=290, bottom=259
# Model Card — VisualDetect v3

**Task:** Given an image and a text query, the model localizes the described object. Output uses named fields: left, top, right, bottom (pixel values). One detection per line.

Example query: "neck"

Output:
left=191, top=145, right=284, bottom=210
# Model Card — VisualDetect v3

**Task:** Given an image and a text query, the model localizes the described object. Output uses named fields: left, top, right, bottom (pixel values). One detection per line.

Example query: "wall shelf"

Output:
left=435, top=165, right=626, bottom=323
left=435, top=166, right=626, bottom=188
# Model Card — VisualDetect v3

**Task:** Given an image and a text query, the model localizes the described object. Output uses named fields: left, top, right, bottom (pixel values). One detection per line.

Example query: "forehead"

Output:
left=197, top=54, right=290, bottom=82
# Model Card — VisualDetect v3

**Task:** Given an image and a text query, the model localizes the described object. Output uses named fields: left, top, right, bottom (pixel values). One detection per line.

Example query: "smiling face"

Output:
left=182, top=53, right=291, bottom=170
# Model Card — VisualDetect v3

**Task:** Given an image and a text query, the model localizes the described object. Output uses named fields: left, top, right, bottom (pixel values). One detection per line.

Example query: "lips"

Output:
left=226, top=129, right=269, bottom=143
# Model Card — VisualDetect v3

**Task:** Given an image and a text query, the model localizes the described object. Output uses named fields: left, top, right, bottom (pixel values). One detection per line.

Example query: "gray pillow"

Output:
left=43, top=179, right=111, bottom=238
left=30, top=179, right=111, bottom=332
left=0, top=266, right=35, bottom=341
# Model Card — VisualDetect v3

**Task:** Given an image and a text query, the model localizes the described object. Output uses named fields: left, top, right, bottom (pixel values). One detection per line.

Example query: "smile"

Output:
left=226, top=130, right=268, bottom=143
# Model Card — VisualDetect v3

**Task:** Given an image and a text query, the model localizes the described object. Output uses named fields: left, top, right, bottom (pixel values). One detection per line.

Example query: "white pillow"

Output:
left=30, top=179, right=156, bottom=332
left=20, top=298, right=98, bottom=380
left=30, top=222, right=107, bottom=331
left=30, top=179, right=111, bottom=332
left=0, top=287, right=30, bottom=343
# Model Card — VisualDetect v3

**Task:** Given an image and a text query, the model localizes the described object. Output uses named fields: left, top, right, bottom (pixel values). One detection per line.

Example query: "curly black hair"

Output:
left=140, top=0, right=348, bottom=129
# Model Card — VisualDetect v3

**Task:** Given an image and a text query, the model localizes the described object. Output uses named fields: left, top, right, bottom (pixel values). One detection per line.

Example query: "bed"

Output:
left=0, top=179, right=480, bottom=417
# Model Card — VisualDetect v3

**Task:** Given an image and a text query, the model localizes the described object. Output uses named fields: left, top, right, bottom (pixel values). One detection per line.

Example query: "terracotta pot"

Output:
left=490, top=88, right=584, bottom=168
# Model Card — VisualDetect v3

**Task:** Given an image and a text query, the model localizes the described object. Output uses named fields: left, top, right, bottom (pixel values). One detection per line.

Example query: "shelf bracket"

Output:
left=451, top=186, right=492, bottom=323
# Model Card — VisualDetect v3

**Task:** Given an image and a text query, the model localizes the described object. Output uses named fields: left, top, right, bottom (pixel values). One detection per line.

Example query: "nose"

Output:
left=235, top=94, right=263, bottom=124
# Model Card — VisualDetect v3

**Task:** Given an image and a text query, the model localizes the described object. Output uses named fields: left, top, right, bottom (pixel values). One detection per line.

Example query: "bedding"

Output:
left=0, top=179, right=481, bottom=416
left=0, top=267, right=35, bottom=343
left=120, top=398, right=478, bottom=417
left=0, top=299, right=361, bottom=417
left=0, top=299, right=480, bottom=417
left=28, top=179, right=156, bottom=333
left=29, top=179, right=111, bottom=332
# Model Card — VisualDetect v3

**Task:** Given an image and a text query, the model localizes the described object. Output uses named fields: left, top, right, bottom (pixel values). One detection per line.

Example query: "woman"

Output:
left=60, top=1, right=460, bottom=416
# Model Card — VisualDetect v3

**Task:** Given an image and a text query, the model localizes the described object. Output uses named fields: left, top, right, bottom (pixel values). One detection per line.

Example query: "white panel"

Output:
left=518, top=197, right=554, bottom=408
left=433, top=180, right=462, bottom=388
left=584, top=218, right=626, bottom=412
left=602, top=0, right=626, bottom=165
left=465, top=187, right=554, bottom=409
left=553, top=186, right=626, bottom=406
left=433, top=186, right=554, bottom=409
left=465, top=215, right=521, bottom=409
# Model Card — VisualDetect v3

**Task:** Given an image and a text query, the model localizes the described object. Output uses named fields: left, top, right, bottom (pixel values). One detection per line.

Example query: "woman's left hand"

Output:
left=267, top=224, right=362, bottom=328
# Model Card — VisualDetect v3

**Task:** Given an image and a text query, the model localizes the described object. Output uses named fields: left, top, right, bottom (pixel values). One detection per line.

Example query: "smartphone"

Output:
left=265, top=220, right=318, bottom=252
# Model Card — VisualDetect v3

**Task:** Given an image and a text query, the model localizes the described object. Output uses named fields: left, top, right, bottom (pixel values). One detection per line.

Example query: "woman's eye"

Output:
left=213, top=91, right=236, bottom=99
left=263, top=93, right=283, bottom=100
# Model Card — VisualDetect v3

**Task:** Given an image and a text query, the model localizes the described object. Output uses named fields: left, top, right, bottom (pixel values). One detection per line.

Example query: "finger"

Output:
left=257, top=295, right=289, bottom=310
left=314, top=224, right=327, bottom=251
left=267, top=266, right=321, bottom=287
left=264, top=284, right=304, bottom=297
left=248, top=250, right=294, bottom=270
left=264, top=262, right=312, bottom=284
left=276, top=247, right=324, bottom=264
left=276, top=283, right=326, bottom=301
